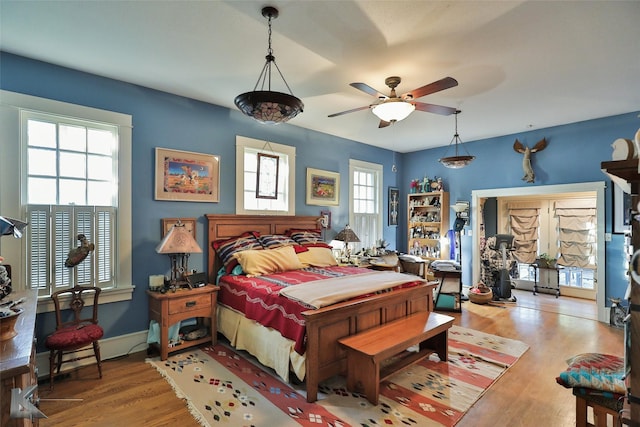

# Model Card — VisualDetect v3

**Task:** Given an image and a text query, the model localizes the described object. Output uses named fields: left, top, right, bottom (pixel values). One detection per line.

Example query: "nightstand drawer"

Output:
left=168, top=294, right=212, bottom=315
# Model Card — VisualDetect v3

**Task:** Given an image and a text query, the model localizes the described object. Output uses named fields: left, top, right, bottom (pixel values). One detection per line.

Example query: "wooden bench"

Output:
left=338, top=311, right=455, bottom=405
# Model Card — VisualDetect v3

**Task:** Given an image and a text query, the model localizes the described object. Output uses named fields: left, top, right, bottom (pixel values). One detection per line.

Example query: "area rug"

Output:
left=147, top=325, right=528, bottom=427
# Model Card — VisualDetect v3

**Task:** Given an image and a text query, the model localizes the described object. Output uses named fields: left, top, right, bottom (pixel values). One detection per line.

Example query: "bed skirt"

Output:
left=217, top=304, right=306, bottom=383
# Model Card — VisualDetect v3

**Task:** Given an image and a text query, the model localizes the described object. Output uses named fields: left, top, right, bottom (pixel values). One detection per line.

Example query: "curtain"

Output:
left=508, top=203, right=541, bottom=264
left=554, top=199, right=597, bottom=268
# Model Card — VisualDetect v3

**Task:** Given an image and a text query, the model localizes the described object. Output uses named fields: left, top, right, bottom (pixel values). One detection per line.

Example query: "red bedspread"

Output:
left=218, top=266, right=422, bottom=354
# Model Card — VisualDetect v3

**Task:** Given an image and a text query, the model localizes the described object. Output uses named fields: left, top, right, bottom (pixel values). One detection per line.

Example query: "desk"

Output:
left=147, top=285, right=219, bottom=360
left=0, top=289, right=39, bottom=427
left=431, top=269, right=462, bottom=312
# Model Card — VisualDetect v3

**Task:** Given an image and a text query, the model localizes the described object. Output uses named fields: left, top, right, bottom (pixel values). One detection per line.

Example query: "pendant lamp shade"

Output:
left=439, top=110, right=475, bottom=169
left=234, top=6, right=303, bottom=125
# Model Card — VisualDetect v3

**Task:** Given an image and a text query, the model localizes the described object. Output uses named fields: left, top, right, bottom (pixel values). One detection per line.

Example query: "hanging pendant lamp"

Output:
left=234, top=6, right=304, bottom=125
left=439, top=109, right=475, bottom=168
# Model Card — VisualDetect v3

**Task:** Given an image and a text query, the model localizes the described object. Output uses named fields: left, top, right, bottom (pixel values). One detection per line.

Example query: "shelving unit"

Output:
left=407, top=191, right=449, bottom=260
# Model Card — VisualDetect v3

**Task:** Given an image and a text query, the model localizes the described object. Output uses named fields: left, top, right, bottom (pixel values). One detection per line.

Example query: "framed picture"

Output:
left=389, top=187, right=399, bottom=226
left=306, top=168, right=340, bottom=206
left=161, top=217, right=197, bottom=238
left=155, top=148, right=220, bottom=202
left=256, top=153, right=279, bottom=199
left=613, top=183, right=632, bottom=234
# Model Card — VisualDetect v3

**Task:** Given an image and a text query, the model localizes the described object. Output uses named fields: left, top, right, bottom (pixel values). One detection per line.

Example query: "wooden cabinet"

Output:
left=147, top=285, right=219, bottom=360
left=0, top=289, right=39, bottom=427
left=407, top=191, right=449, bottom=260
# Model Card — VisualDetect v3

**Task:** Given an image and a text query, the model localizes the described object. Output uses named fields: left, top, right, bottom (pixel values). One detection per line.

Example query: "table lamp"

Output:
left=334, top=224, right=360, bottom=263
left=156, top=222, right=202, bottom=289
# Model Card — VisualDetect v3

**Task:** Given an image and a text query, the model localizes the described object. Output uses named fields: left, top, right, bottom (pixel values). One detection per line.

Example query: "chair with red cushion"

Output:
left=45, top=286, right=104, bottom=390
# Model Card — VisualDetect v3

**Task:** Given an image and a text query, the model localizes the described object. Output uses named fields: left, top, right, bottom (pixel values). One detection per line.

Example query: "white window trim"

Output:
left=235, top=135, right=296, bottom=215
left=348, top=159, right=383, bottom=249
left=0, top=90, right=134, bottom=312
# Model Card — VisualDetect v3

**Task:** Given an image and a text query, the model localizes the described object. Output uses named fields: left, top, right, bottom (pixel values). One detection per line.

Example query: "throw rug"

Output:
left=147, top=325, right=528, bottom=427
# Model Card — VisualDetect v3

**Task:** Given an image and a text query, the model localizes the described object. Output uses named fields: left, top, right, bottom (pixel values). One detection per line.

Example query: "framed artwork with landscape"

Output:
left=155, top=148, right=220, bottom=202
left=306, top=168, right=340, bottom=206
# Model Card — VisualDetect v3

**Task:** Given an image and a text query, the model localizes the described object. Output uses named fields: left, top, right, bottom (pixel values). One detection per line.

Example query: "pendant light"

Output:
left=439, top=109, right=475, bottom=169
left=234, top=6, right=304, bottom=125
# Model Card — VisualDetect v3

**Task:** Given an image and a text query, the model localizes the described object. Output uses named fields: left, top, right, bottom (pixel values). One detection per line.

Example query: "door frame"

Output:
left=471, top=181, right=607, bottom=323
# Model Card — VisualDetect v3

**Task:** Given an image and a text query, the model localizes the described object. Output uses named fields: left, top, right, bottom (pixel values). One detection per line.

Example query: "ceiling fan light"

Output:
left=371, top=100, right=415, bottom=123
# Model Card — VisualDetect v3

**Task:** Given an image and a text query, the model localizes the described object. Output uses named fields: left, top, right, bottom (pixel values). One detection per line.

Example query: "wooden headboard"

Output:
left=205, top=214, right=321, bottom=283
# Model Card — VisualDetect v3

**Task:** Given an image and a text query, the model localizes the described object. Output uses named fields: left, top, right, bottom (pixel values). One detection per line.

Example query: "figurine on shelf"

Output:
left=431, top=177, right=444, bottom=191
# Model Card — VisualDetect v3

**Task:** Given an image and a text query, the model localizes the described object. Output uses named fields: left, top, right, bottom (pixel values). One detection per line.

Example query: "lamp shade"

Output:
left=371, top=100, right=415, bottom=123
left=334, top=225, right=360, bottom=243
left=156, top=225, right=202, bottom=254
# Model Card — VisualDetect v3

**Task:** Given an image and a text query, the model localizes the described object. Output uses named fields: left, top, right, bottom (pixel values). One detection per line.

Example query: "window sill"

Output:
left=36, top=285, right=135, bottom=314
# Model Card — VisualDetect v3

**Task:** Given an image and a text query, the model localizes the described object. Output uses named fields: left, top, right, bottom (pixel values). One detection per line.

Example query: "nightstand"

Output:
left=147, top=284, right=219, bottom=360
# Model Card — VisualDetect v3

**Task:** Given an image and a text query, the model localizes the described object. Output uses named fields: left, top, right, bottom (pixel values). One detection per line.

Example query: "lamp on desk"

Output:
left=156, top=222, right=202, bottom=289
left=334, top=225, right=360, bottom=263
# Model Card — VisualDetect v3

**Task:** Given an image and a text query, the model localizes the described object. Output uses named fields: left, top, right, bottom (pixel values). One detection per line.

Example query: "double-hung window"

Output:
left=349, top=159, right=383, bottom=251
left=25, top=112, right=117, bottom=296
left=0, top=90, right=132, bottom=303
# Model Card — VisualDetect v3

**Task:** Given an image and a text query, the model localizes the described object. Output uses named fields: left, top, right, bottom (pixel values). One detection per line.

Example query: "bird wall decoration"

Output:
left=65, top=234, right=95, bottom=268
left=513, top=138, right=547, bottom=183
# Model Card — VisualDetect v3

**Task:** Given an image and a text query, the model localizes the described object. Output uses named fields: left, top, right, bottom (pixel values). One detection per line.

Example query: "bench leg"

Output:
left=346, top=351, right=380, bottom=405
left=576, top=396, right=588, bottom=427
left=421, top=330, right=449, bottom=362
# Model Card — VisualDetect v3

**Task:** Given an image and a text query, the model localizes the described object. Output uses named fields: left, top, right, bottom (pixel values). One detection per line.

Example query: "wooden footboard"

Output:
left=205, top=214, right=435, bottom=403
left=302, top=282, right=435, bottom=402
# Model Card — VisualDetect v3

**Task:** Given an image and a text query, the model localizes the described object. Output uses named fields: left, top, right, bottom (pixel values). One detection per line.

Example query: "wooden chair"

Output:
left=45, top=286, right=104, bottom=390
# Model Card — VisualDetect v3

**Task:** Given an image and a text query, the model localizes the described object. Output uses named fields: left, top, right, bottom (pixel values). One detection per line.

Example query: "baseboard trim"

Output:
left=36, top=330, right=149, bottom=379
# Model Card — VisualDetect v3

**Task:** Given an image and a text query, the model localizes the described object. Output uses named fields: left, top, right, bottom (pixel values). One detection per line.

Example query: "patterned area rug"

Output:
left=147, top=325, right=528, bottom=427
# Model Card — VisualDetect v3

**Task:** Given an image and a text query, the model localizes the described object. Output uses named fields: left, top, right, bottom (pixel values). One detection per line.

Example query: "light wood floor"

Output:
left=37, top=291, right=622, bottom=426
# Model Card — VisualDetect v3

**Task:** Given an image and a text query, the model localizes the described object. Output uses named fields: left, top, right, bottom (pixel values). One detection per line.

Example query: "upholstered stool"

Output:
left=573, top=387, right=623, bottom=427
left=555, top=353, right=626, bottom=427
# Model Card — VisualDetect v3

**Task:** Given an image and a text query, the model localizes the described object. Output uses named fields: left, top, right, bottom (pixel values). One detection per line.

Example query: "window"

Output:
left=236, top=136, right=295, bottom=215
left=0, top=90, right=132, bottom=305
left=349, top=159, right=382, bottom=251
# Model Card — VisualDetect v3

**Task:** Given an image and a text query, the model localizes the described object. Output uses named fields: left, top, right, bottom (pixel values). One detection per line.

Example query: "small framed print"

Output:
left=256, top=153, right=279, bottom=199
left=613, top=183, right=632, bottom=234
left=306, top=168, right=340, bottom=206
left=155, top=148, right=220, bottom=202
left=389, top=187, right=399, bottom=226
left=161, top=217, right=197, bottom=238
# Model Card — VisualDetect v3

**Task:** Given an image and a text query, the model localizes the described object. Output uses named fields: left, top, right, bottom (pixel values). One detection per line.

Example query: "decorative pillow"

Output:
left=555, top=353, right=626, bottom=394
left=233, top=245, right=304, bottom=276
left=212, top=232, right=262, bottom=273
left=259, top=234, right=309, bottom=253
left=297, top=247, right=338, bottom=268
left=287, top=229, right=331, bottom=248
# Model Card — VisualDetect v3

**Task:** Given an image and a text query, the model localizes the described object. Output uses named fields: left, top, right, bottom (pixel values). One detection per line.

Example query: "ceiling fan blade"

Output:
left=328, top=105, right=371, bottom=118
left=378, top=120, right=392, bottom=128
left=350, top=82, right=387, bottom=99
left=402, top=77, right=458, bottom=100
left=413, top=102, right=457, bottom=116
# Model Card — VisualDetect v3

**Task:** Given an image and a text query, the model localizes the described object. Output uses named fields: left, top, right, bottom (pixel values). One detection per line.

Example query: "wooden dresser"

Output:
left=0, top=289, right=39, bottom=427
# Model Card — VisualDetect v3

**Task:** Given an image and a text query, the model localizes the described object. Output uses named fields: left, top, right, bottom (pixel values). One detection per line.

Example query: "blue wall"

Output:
left=1, top=52, right=638, bottom=350
left=399, top=111, right=639, bottom=301
left=0, top=52, right=401, bottom=349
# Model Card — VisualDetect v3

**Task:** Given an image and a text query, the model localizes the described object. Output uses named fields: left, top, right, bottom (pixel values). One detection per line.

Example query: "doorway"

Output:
left=471, top=181, right=607, bottom=323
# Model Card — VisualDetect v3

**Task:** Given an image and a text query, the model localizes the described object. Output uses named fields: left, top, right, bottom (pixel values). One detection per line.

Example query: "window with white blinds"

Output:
left=23, top=111, right=118, bottom=297
left=349, top=159, right=382, bottom=251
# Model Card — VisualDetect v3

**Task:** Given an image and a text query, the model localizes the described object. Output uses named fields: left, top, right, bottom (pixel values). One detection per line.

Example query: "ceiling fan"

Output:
left=328, top=76, right=458, bottom=128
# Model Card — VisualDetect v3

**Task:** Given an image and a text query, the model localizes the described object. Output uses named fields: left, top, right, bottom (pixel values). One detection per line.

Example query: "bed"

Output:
left=206, top=214, right=437, bottom=402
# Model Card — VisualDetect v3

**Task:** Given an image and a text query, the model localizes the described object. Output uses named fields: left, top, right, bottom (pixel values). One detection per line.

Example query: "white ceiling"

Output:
left=1, top=1, right=639, bottom=153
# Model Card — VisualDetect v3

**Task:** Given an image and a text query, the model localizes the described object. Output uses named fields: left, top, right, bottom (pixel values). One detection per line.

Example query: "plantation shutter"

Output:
left=27, top=206, right=50, bottom=297
left=554, top=199, right=596, bottom=268
left=508, top=202, right=541, bottom=264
